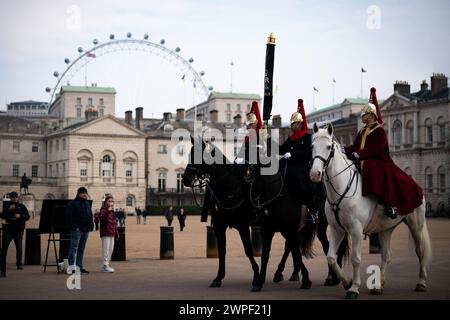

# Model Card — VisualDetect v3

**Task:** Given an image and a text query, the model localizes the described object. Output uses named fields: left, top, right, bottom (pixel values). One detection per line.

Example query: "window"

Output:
left=80, top=162, right=87, bottom=177
left=158, top=145, right=167, bottom=154
left=55, top=164, right=59, bottom=177
left=392, top=120, right=402, bottom=146
left=32, top=142, right=39, bottom=152
left=12, top=164, right=19, bottom=177
left=49, top=165, right=52, bottom=177
left=62, top=138, right=66, bottom=151
left=158, top=172, right=167, bottom=192
left=99, top=98, right=104, bottom=106
left=438, top=167, right=446, bottom=193
left=49, top=141, right=53, bottom=153
left=237, top=104, right=241, bottom=112
left=101, top=155, right=112, bottom=177
left=32, top=165, right=38, bottom=177
left=13, top=140, right=20, bottom=152
left=76, top=97, right=82, bottom=105
left=56, top=140, right=59, bottom=152
left=247, top=104, right=251, bottom=112
left=125, top=163, right=133, bottom=177
left=88, top=98, right=93, bottom=106
left=99, top=108, right=104, bottom=117
left=227, top=104, right=231, bottom=112
left=227, top=114, right=231, bottom=122
left=126, top=195, right=134, bottom=207
left=437, top=117, right=446, bottom=142
left=425, top=118, right=433, bottom=143
left=177, top=173, right=184, bottom=193
left=177, top=145, right=185, bottom=156
left=77, top=108, right=82, bottom=118
left=62, top=163, right=65, bottom=176
left=406, top=120, right=414, bottom=145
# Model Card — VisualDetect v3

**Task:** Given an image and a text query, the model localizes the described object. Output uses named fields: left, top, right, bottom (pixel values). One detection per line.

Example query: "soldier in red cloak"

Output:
left=344, top=87, right=423, bottom=219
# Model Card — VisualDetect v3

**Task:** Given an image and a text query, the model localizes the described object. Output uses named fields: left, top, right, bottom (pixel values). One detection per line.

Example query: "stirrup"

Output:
left=386, top=207, right=398, bottom=219
left=305, top=211, right=319, bottom=226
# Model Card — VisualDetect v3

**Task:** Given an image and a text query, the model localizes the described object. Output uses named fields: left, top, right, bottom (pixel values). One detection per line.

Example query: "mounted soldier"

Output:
left=343, top=87, right=423, bottom=219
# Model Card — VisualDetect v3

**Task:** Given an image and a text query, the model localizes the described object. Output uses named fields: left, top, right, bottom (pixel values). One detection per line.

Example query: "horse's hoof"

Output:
left=251, top=285, right=262, bottom=292
left=289, top=274, right=300, bottom=282
left=343, top=279, right=353, bottom=291
left=414, top=283, right=427, bottom=292
left=209, top=280, right=222, bottom=288
left=324, top=276, right=341, bottom=286
left=273, top=272, right=284, bottom=283
left=344, top=291, right=359, bottom=299
left=300, top=279, right=312, bottom=290
left=370, top=288, right=383, bottom=295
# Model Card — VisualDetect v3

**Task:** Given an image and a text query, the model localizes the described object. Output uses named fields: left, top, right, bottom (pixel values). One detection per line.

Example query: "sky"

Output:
left=0, top=0, right=449, bottom=122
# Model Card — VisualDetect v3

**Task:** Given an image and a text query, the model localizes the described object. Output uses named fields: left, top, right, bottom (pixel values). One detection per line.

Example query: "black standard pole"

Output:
left=251, top=225, right=263, bottom=257
left=25, top=228, right=41, bottom=265
left=262, top=33, right=276, bottom=123
left=160, top=226, right=174, bottom=259
left=112, top=227, right=126, bottom=261
left=206, top=225, right=218, bottom=258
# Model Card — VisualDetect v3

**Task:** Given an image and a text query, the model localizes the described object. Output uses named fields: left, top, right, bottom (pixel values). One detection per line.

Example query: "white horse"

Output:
left=309, top=123, right=431, bottom=299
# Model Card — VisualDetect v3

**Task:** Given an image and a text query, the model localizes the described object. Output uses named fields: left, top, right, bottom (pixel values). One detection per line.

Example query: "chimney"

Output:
left=420, top=80, right=429, bottom=91
left=210, top=110, right=218, bottom=123
left=163, top=112, right=172, bottom=122
left=233, top=114, right=242, bottom=126
left=393, top=81, right=411, bottom=95
left=135, top=107, right=143, bottom=129
left=196, top=113, right=204, bottom=122
left=176, top=108, right=185, bottom=121
left=125, top=110, right=132, bottom=125
left=272, top=115, right=282, bottom=128
left=431, top=73, right=448, bottom=96
left=85, top=108, right=98, bottom=122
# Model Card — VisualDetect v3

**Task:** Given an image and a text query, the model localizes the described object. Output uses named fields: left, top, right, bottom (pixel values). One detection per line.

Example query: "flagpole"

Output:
left=360, top=69, right=363, bottom=98
left=230, top=61, right=233, bottom=93
left=84, top=58, right=87, bottom=87
left=332, top=79, right=335, bottom=105
left=312, top=87, right=315, bottom=110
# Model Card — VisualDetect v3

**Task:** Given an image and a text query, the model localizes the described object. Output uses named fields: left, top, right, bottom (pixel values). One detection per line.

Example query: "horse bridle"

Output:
left=312, top=140, right=359, bottom=230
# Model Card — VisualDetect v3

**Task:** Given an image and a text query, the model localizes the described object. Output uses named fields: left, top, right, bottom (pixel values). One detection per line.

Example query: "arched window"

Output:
left=158, top=172, right=167, bottom=192
left=392, top=120, right=402, bottom=146
left=438, top=166, right=446, bottom=193
left=425, top=167, right=433, bottom=193
left=406, top=120, right=414, bottom=145
left=425, top=118, right=433, bottom=143
left=177, top=173, right=184, bottom=193
left=102, top=155, right=112, bottom=177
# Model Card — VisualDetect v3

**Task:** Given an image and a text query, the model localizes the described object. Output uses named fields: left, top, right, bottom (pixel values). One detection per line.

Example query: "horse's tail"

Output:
left=298, top=223, right=317, bottom=259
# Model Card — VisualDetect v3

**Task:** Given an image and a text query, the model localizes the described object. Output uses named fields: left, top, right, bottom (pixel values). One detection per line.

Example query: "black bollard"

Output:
left=369, top=233, right=381, bottom=254
left=58, top=232, right=71, bottom=264
left=206, top=225, right=218, bottom=258
left=112, top=227, right=126, bottom=261
left=25, top=228, right=41, bottom=265
left=251, top=226, right=262, bottom=257
left=160, top=226, right=174, bottom=259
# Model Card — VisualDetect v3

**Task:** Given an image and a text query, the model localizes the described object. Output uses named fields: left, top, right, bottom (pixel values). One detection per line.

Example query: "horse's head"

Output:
left=310, top=123, right=335, bottom=182
left=182, top=136, right=207, bottom=187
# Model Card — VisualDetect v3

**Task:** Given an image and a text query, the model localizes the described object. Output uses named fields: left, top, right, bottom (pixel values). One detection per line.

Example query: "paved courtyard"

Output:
left=1, top=216, right=449, bottom=300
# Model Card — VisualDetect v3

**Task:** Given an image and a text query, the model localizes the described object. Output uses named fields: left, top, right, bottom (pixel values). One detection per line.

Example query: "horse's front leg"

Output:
left=345, top=224, right=364, bottom=299
left=252, top=228, right=275, bottom=292
left=210, top=225, right=227, bottom=287
left=288, top=237, right=311, bottom=289
left=327, top=226, right=352, bottom=293
left=238, top=227, right=260, bottom=290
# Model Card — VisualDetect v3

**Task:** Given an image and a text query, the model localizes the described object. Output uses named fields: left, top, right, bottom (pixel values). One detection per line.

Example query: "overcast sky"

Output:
left=0, top=0, right=449, bottom=121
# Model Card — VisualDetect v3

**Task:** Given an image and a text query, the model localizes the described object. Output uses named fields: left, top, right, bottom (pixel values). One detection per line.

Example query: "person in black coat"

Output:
left=279, top=99, right=321, bottom=225
left=1, top=191, right=30, bottom=276
left=177, top=208, right=186, bottom=231
left=65, top=187, right=93, bottom=274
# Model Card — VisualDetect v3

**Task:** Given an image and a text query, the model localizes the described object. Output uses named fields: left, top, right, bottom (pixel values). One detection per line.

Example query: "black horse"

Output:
left=272, top=194, right=347, bottom=286
left=250, top=158, right=317, bottom=291
left=183, top=137, right=260, bottom=290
